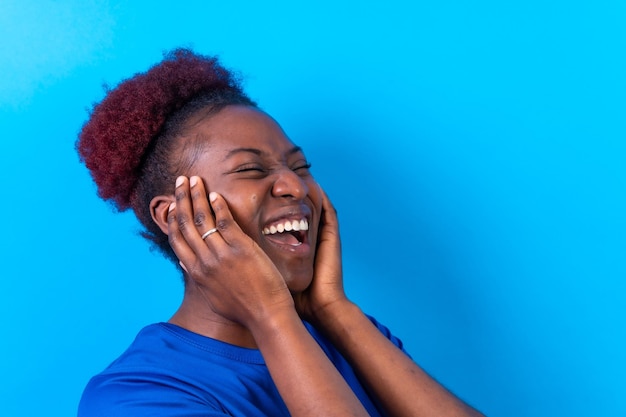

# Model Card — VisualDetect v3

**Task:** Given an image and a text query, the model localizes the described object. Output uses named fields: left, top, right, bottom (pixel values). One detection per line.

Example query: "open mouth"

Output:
left=262, top=219, right=309, bottom=247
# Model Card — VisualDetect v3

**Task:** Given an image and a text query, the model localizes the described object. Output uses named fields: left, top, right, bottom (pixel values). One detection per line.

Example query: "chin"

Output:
left=283, top=270, right=314, bottom=294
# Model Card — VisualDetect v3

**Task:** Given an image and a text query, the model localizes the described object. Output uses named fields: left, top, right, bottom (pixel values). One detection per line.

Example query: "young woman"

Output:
left=77, top=48, right=483, bottom=417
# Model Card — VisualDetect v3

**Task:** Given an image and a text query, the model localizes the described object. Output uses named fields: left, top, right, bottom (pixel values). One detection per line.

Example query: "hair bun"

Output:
left=77, top=48, right=243, bottom=210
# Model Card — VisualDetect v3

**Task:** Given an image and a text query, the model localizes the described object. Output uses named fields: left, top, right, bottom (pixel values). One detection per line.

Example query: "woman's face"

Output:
left=180, top=105, right=322, bottom=293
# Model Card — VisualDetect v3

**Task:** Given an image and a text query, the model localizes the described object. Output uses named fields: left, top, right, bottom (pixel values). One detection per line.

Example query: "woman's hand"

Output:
left=167, top=176, right=295, bottom=329
left=169, top=178, right=370, bottom=417
left=294, top=187, right=350, bottom=323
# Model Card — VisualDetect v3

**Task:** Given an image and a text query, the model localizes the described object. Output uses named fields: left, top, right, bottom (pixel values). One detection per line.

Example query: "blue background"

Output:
left=1, top=1, right=624, bottom=416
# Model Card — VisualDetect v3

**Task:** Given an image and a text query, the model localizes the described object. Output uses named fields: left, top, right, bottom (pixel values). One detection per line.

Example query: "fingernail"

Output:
left=179, top=261, right=188, bottom=272
left=190, top=176, right=198, bottom=187
left=169, top=202, right=176, bottom=212
left=175, top=176, right=185, bottom=187
left=209, top=192, right=217, bottom=202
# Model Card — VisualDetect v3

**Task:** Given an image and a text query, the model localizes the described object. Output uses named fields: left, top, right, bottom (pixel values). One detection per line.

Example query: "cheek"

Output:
left=308, top=181, right=323, bottom=212
left=308, top=185, right=323, bottom=237
left=220, top=192, right=260, bottom=235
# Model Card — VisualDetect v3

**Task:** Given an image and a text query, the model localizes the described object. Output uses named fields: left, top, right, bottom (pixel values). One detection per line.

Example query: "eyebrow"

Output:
left=222, top=146, right=303, bottom=161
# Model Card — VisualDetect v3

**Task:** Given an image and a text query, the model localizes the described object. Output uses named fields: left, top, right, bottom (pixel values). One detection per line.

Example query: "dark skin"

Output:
left=149, top=105, right=484, bottom=417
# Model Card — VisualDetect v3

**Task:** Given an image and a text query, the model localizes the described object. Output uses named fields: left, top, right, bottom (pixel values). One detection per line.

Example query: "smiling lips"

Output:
left=262, top=219, right=309, bottom=247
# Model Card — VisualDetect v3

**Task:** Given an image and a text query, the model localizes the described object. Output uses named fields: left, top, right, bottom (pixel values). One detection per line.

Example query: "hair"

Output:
left=77, top=48, right=256, bottom=262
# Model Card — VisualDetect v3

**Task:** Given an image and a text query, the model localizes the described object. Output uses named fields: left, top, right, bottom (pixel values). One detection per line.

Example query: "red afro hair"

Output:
left=77, top=48, right=250, bottom=211
left=77, top=48, right=255, bottom=262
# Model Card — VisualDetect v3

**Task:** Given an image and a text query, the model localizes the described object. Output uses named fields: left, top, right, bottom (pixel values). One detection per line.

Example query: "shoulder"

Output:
left=77, top=370, right=219, bottom=417
left=77, top=323, right=277, bottom=417
left=77, top=323, right=233, bottom=417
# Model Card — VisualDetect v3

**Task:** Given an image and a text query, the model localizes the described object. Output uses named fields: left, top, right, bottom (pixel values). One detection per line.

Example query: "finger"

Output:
left=167, top=201, right=197, bottom=269
left=208, top=191, right=246, bottom=246
left=188, top=176, right=221, bottom=247
left=173, top=176, right=213, bottom=256
left=318, top=186, right=340, bottom=234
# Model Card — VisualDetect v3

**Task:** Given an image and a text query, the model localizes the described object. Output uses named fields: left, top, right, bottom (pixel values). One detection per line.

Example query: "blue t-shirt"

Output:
left=78, top=317, right=408, bottom=416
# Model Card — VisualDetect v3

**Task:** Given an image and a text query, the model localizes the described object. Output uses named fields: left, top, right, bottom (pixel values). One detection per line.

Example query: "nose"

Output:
left=271, top=167, right=308, bottom=200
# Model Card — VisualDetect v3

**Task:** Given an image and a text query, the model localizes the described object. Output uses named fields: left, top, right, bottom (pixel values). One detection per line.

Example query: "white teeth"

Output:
left=262, top=219, right=309, bottom=235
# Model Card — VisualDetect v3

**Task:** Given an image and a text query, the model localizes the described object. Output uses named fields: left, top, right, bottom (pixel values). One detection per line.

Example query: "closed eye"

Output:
left=292, top=162, right=312, bottom=174
left=234, top=164, right=266, bottom=173
left=231, top=164, right=269, bottom=178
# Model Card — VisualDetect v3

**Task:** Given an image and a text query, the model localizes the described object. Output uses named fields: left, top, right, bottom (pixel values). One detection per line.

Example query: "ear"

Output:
left=150, top=195, right=174, bottom=235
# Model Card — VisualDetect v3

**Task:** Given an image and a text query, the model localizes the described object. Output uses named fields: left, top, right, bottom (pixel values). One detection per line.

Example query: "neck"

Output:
left=168, top=282, right=258, bottom=349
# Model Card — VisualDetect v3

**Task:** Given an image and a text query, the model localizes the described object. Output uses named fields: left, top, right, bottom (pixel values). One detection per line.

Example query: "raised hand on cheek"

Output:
left=294, top=187, right=349, bottom=322
left=167, top=175, right=294, bottom=329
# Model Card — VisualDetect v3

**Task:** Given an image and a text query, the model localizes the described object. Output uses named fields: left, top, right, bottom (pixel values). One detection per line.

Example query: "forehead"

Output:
left=190, top=105, right=297, bottom=156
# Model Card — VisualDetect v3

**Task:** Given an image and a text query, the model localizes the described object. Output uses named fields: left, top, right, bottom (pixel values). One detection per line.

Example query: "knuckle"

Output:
left=215, top=218, right=229, bottom=231
left=175, top=189, right=188, bottom=201
left=177, top=214, right=192, bottom=231
left=168, top=231, right=179, bottom=245
left=191, top=187, right=205, bottom=200
left=194, top=211, right=207, bottom=226
left=198, top=254, right=217, bottom=270
left=211, top=201, right=222, bottom=213
left=214, top=251, right=233, bottom=266
left=186, top=263, right=201, bottom=277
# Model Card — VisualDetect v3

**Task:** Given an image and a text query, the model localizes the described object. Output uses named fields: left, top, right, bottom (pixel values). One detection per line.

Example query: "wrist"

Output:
left=247, top=303, right=300, bottom=340
left=308, top=297, right=360, bottom=329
